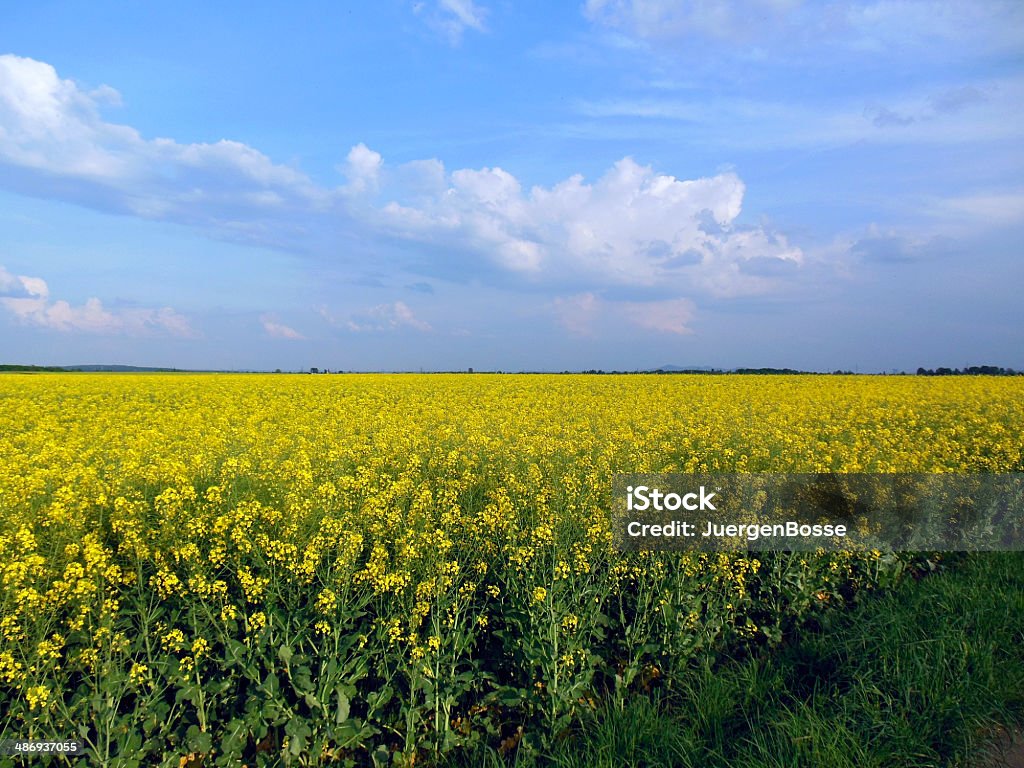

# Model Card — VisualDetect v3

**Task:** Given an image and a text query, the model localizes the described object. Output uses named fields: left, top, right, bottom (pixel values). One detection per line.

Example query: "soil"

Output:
left=975, top=726, right=1024, bottom=768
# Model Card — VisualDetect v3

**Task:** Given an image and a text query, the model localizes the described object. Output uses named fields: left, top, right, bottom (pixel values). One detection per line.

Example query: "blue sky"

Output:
left=1, top=0, right=1022, bottom=371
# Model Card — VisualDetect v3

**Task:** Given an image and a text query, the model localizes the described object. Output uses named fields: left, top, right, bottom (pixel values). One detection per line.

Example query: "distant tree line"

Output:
left=732, top=367, right=811, bottom=375
left=578, top=368, right=853, bottom=375
left=916, top=365, right=1021, bottom=376
left=0, top=364, right=69, bottom=372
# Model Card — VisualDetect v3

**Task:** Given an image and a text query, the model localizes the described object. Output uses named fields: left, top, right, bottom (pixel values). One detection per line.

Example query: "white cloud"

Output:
left=0, top=54, right=324, bottom=228
left=414, top=0, right=488, bottom=45
left=0, top=265, right=196, bottom=336
left=342, top=143, right=383, bottom=195
left=440, top=0, right=487, bottom=31
left=379, top=154, right=800, bottom=296
left=261, top=316, right=305, bottom=340
left=0, top=55, right=806, bottom=303
left=345, top=301, right=432, bottom=333
left=0, top=265, right=44, bottom=297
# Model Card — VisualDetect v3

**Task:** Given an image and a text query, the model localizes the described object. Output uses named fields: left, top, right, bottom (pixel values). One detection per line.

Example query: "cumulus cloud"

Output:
left=0, top=54, right=805, bottom=311
left=342, top=143, right=383, bottom=195
left=413, top=0, right=488, bottom=45
left=260, top=316, right=305, bottom=340
left=0, top=265, right=196, bottom=336
left=0, top=54, right=324, bottom=232
left=379, top=154, right=800, bottom=296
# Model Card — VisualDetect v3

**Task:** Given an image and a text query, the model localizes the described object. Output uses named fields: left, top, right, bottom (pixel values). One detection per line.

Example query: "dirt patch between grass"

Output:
left=976, top=726, right=1024, bottom=768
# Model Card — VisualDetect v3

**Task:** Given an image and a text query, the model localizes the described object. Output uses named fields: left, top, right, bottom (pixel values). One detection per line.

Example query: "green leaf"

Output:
left=262, top=672, right=280, bottom=696
left=186, top=725, right=213, bottom=754
left=336, top=688, right=351, bottom=724
left=121, top=732, right=146, bottom=762
left=497, top=689, right=524, bottom=707
left=367, top=686, right=393, bottom=713
left=220, top=718, right=248, bottom=758
left=292, top=665, right=314, bottom=693
left=175, top=686, right=197, bottom=704
left=285, top=717, right=311, bottom=756
left=371, top=744, right=391, bottom=767
left=335, top=722, right=358, bottom=743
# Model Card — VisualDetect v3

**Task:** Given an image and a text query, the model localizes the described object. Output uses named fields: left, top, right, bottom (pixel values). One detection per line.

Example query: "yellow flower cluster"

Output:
left=0, top=372, right=1020, bottom=721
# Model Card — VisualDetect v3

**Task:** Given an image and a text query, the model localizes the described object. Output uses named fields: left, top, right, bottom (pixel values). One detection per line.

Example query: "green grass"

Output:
left=451, top=553, right=1024, bottom=768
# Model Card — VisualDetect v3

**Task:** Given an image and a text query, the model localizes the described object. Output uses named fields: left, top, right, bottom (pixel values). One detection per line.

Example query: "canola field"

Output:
left=1, top=373, right=1022, bottom=766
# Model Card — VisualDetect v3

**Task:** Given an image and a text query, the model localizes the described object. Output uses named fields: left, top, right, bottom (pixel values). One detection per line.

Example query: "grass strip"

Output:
left=454, top=552, right=1024, bottom=767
